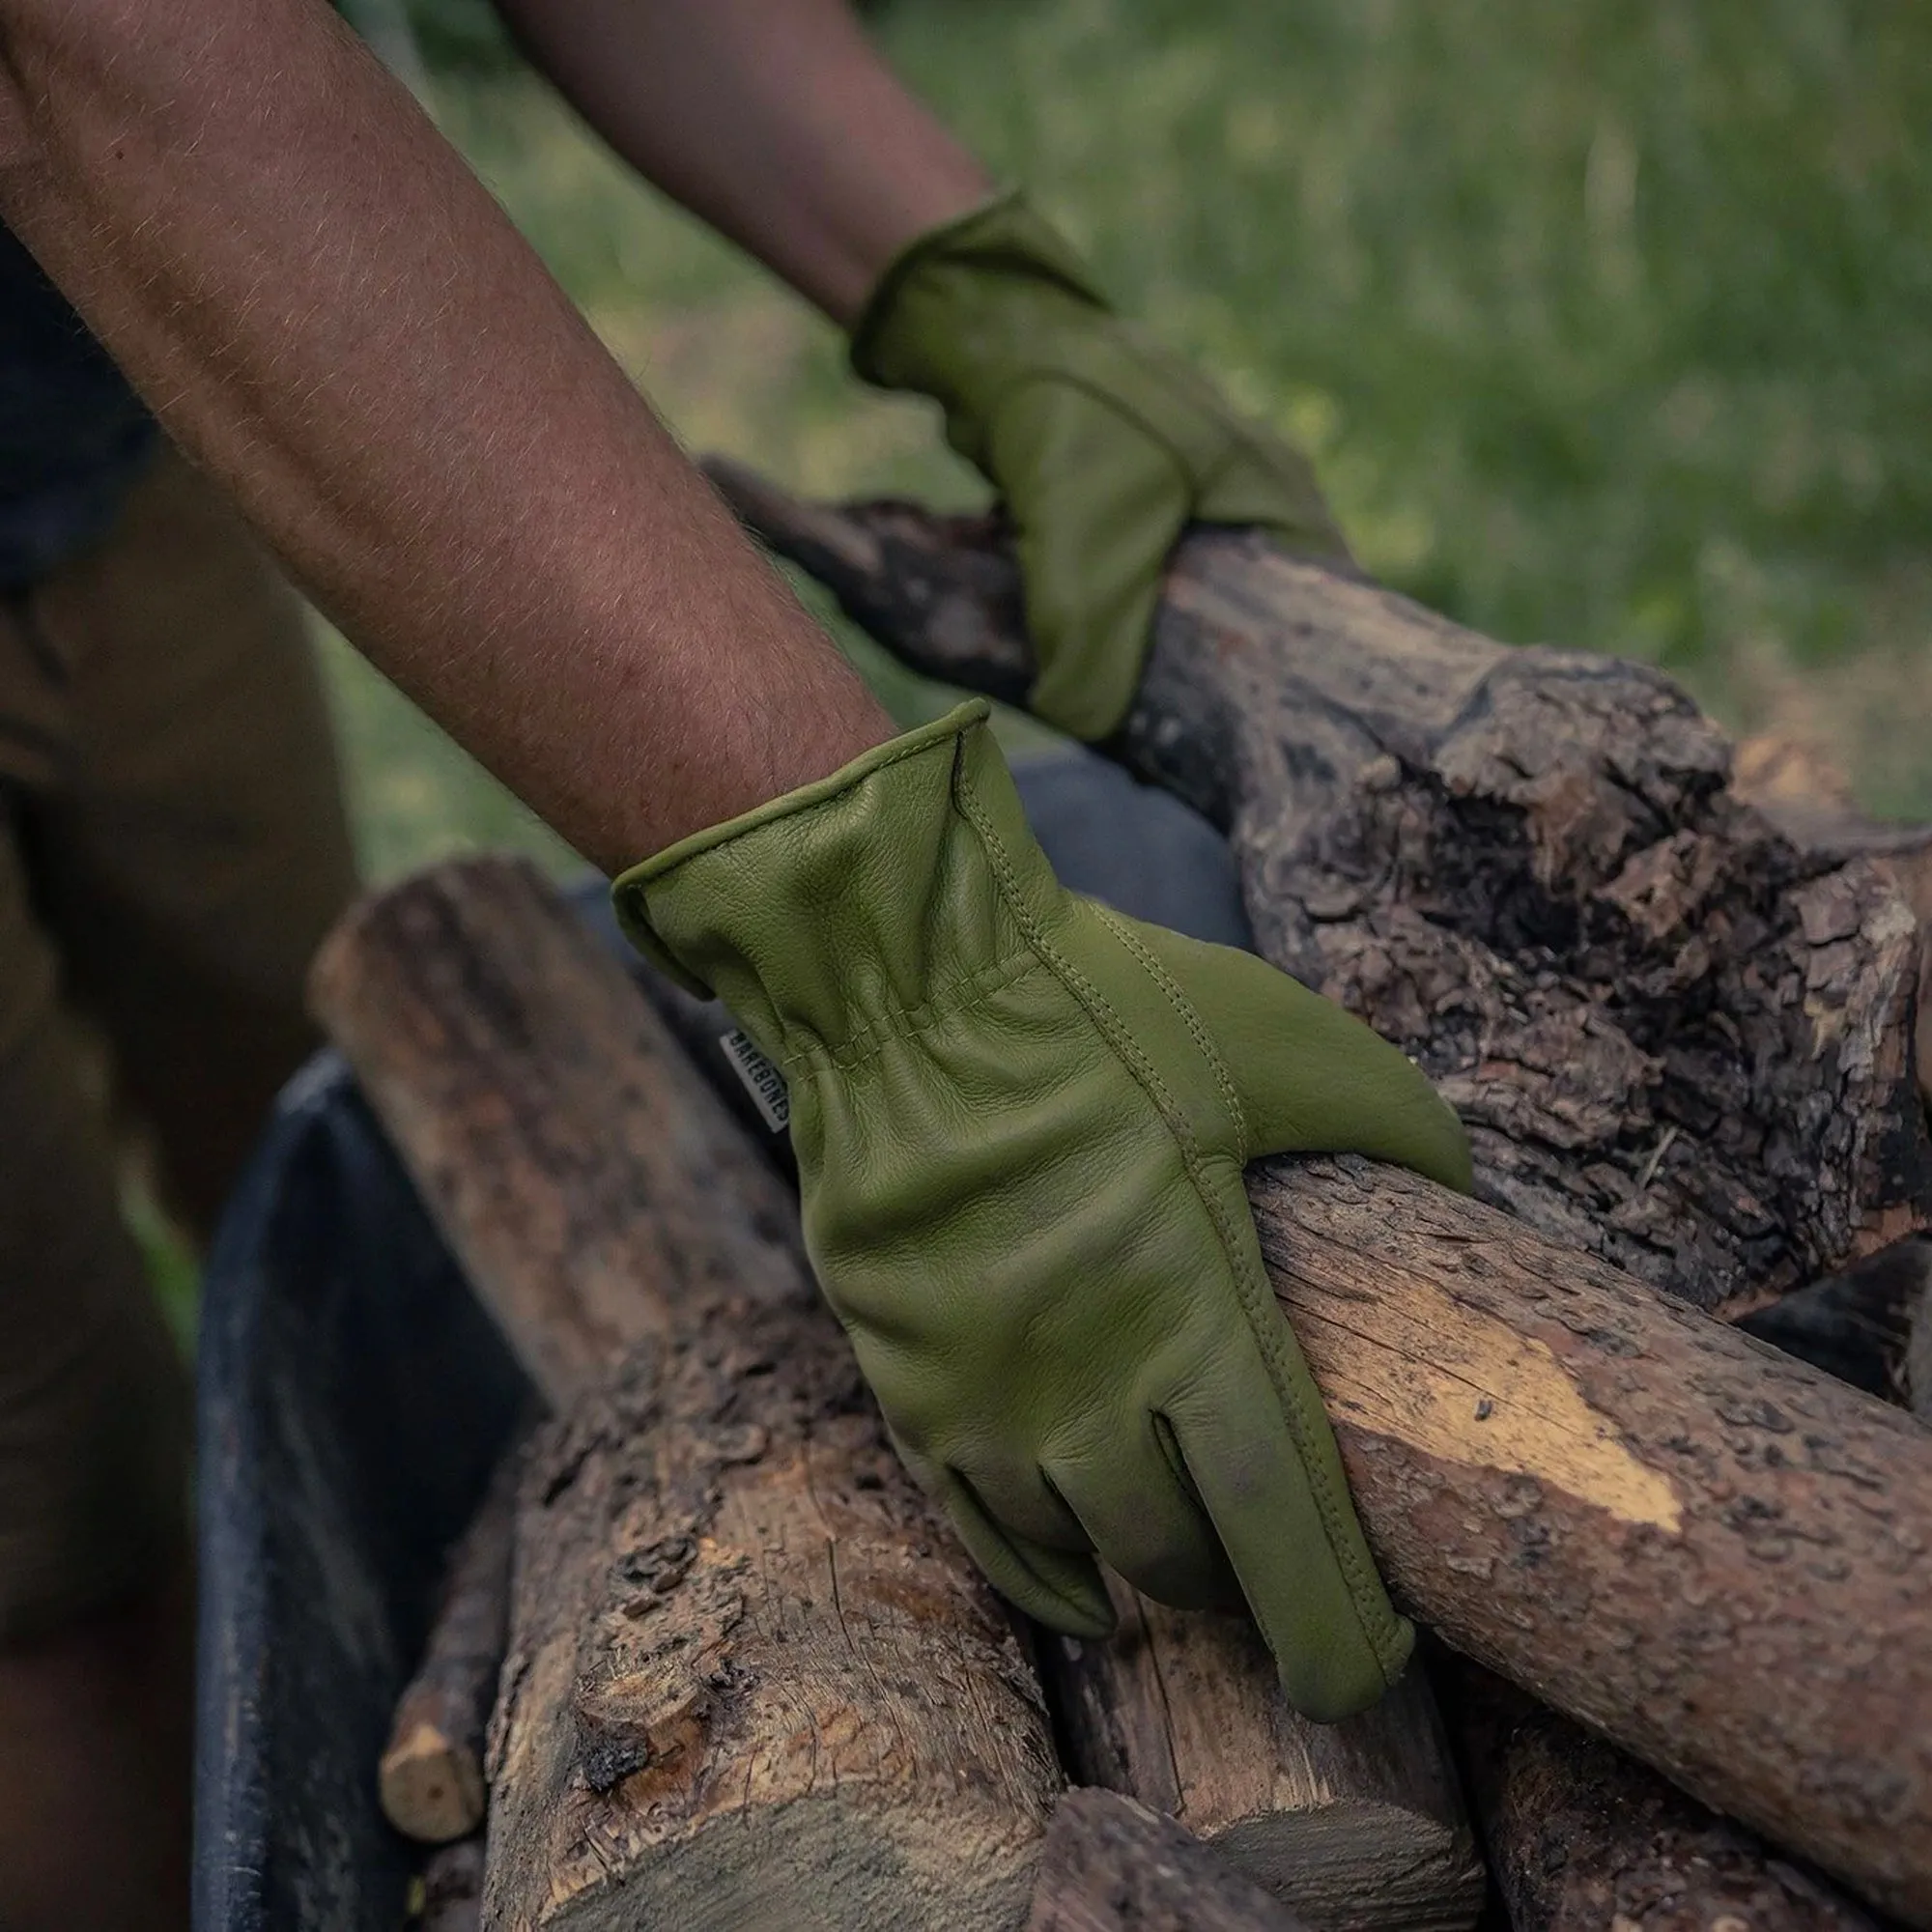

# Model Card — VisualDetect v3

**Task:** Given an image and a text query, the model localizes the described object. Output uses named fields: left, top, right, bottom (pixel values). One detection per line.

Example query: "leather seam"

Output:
left=1086, top=901, right=1251, bottom=1163
left=953, top=757, right=1401, bottom=1681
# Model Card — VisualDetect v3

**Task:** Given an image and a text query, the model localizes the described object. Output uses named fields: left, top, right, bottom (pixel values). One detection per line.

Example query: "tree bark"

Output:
left=1725, top=737, right=1932, bottom=1419
left=382, top=1439, right=524, bottom=1844
left=1450, top=1668, right=1878, bottom=1932
left=1730, top=730, right=1932, bottom=1120
left=1257, top=1155, right=1932, bottom=1926
left=310, top=863, right=1062, bottom=1932
left=1025, top=1789, right=1312, bottom=1932
left=704, top=464, right=1932, bottom=1316
left=486, top=1281, right=1057, bottom=1932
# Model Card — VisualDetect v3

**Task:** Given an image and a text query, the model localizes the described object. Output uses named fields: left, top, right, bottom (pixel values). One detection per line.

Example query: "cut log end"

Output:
left=381, top=1720, right=486, bottom=1846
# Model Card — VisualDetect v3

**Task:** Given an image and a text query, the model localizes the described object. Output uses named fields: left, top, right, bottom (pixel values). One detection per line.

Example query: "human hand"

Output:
left=850, top=194, right=1349, bottom=741
left=614, top=701, right=1468, bottom=1718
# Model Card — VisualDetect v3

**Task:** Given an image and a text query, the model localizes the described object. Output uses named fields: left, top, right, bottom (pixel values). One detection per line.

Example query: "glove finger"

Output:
left=1162, top=1332, right=1413, bottom=1721
left=1044, top=1420, right=1239, bottom=1612
left=1128, top=919, right=1470, bottom=1190
left=990, top=393, right=1181, bottom=740
left=891, top=1433, right=1117, bottom=1639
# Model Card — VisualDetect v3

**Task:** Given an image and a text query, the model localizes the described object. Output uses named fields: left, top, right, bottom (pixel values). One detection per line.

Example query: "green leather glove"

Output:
left=613, top=703, right=1469, bottom=1719
left=850, top=192, right=1350, bottom=742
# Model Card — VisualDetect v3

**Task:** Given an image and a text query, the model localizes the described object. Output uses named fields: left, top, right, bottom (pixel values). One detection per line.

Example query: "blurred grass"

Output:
left=326, top=0, right=1931, bottom=883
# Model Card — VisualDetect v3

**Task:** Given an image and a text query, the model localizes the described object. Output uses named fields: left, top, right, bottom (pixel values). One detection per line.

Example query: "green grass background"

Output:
left=324, top=0, right=1932, bottom=895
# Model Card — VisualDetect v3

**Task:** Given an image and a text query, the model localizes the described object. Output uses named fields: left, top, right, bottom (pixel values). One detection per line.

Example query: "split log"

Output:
left=706, top=461, right=1932, bottom=1313
left=629, top=940, right=1484, bottom=1928
left=310, top=862, right=1061, bottom=1932
left=1045, top=1590, right=1481, bottom=1932
left=381, top=1439, right=523, bottom=1844
left=702, top=469, right=1932, bottom=1924
left=1026, top=1789, right=1312, bottom=1932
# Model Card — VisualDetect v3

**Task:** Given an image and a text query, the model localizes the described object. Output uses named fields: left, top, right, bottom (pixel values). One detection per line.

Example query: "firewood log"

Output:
left=703, top=462, right=1932, bottom=1314
left=1044, top=1588, right=1480, bottom=1932
left=1447, top=1236, right=1931, bottom=1932
left=1026, top=1789, right=1312, bottom=1932
left=381, top=1440, right=523, bottom=1843
left=696, top=470, right=1932, bottom=1925
left=1245, top=1156, right=1932, bottom=1925
left=311, top=864, right=1062, bottom=1932
left=1450, top=1668, right=1878, bottom=1932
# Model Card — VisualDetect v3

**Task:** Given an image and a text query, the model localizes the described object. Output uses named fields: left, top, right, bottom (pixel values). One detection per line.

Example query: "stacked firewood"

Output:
left=311, top=480, right=1932, bottom=1932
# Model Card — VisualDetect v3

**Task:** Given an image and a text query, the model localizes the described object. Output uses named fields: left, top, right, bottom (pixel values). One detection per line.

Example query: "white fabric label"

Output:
left=719, top=1028, right=790, bottom=1132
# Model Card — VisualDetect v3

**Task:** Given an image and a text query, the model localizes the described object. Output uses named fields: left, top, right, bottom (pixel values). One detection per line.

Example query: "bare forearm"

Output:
left=0, top=0, right=891, bottom=868
left=495, top=0, right=991, bottom=327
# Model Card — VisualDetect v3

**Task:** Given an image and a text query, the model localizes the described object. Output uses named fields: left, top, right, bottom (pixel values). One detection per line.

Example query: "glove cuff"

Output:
left=848, top=189, right=1113, bottom=440
left=611, top=700, right=1064, bottom=1066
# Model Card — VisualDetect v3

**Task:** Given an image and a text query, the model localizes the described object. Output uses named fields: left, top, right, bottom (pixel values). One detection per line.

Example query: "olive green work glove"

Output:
left=850, top=192, right=1350, bottom=742
left=612, top=703, right=1469, bottom=1719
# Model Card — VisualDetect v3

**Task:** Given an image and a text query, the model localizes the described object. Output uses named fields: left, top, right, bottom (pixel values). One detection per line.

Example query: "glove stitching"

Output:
left=1090, top=913, right=1396, bottom=1673
left=952, top=772, right=1401, bottom=1681
left=1086, top=902, right=1251, bottom=1162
